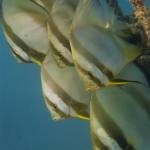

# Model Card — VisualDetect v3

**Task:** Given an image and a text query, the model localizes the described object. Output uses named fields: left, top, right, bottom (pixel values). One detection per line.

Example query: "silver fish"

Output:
left=90, top=63, right=150, bottom=150
left=41, top=52, right=91, bottom=120
left=70, top=0, right=143, bottom=91
left=47, top=0, right=79, bottom=67
left=2, top=0, right=51, bottom=64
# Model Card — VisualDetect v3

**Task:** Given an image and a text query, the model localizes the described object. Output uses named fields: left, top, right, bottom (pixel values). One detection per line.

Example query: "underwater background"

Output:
left=0, top=26, right=92, bottom=150
left=0, top=1, right=144, bottom=150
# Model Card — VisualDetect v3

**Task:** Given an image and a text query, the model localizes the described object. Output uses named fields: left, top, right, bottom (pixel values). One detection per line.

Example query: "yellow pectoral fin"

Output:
left=31, top=57, right=42, bottom=66
left=108, top=81, right=130, bottom=86
left=108, top=79, right=142, bottom=86
left=75, top=114, right=90, bottom=121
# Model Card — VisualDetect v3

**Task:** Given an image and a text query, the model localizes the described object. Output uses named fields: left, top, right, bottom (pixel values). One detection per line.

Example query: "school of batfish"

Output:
left=1, top=0, right=150, bottom=149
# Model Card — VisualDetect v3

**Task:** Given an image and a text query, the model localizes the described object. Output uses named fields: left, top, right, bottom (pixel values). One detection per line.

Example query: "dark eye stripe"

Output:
left=91, top=98, right=135, bottom=150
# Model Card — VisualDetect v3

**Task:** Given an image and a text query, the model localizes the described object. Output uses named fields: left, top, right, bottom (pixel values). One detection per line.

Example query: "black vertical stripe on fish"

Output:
left=92, top=132, right=109, bottom=150
left=44, top=96, right=70, bottom=119
left=76, top=63, right=105, bottom=88
left=43, top=67, right=89, bottom=118
left=2, top=18, right=45, bottom=63
left=48, top=16, right=71, bottom=51
left=91, top=98, right=135, bottom=150
left=50, top=42, right=74, bottom=67
left=70, top=32, right=114, bottom=80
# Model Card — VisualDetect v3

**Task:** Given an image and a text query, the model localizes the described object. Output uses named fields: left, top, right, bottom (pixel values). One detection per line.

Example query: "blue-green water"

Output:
left=0, top=1, right=137, bottom=150
left=0, top=27, right=92, bottom=150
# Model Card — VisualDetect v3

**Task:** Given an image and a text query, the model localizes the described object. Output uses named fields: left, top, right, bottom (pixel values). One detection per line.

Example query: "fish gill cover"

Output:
left=1, top=0, right=150, bottom=149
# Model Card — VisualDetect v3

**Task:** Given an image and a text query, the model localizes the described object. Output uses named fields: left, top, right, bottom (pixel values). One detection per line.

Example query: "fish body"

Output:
left=47, top=0, right=79, bottom=67
left=1, top=0, right=150, bottom=149
left=70, top=0, right=143, bottom=90
left=2, top=0, right=51, bottom=64
left=41, top=52, right=91, bottom=120
left=91, top=63, right=150, bottom=150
